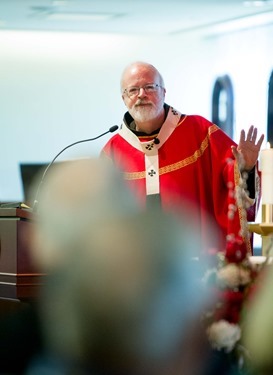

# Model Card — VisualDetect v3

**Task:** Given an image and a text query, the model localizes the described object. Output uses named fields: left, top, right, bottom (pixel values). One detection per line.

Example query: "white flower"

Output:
left=207, top=320, right=241, bottom=352
left=217, top=263, right=251, bottom=289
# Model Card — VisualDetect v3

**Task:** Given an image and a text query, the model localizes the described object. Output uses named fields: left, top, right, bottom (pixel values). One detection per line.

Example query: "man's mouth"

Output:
left=135, top=101, right=152, bottom=107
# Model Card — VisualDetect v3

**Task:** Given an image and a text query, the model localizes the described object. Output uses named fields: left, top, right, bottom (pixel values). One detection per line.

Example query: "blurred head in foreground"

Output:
left=28, top=158, right=211, bottom=375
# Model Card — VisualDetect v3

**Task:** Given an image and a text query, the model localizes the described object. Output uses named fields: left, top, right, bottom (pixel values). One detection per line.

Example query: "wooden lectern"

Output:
left=0, top=208, right=43, bottom=301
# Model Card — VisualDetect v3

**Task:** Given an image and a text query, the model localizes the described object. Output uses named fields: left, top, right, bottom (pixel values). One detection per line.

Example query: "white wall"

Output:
left=0, top=24, right=272, bottom=204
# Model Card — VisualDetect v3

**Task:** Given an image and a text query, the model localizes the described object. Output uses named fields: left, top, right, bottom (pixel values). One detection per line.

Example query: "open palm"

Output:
left=231, top=125, right=264, bottom=171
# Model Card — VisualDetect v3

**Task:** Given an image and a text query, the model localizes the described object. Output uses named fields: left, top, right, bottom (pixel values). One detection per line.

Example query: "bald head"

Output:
left=120, top=61, right=165, bottom=93
left=30, top=158, right=137, bottom=270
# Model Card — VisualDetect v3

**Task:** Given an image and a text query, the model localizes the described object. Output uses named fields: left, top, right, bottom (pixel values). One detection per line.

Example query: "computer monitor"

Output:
left=19, top=163, right=48, bottom=206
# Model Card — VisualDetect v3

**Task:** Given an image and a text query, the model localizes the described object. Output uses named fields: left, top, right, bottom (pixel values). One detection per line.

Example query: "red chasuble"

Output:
left=101, top=106, right=256, bottom=255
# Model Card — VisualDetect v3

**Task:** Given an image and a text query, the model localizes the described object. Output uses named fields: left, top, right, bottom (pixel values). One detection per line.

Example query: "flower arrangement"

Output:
left=201, top=238, right=270, bottom=372
left=198, top=158, right=273, bottom=371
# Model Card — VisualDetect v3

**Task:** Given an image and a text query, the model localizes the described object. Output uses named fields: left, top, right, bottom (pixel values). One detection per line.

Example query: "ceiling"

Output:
left=1, top=0, right=273, bottom=36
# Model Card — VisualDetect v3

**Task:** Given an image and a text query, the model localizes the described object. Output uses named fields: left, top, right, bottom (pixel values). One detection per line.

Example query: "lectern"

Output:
left=0, top=208, right=43, bottom=301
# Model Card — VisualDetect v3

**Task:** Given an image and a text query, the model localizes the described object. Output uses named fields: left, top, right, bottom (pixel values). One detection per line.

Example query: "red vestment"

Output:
left=101, top=106, right=258, bottom=255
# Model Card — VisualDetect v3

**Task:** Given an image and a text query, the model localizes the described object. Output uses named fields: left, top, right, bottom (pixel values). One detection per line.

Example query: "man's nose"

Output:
left=138, top=87, right=147, bottom=98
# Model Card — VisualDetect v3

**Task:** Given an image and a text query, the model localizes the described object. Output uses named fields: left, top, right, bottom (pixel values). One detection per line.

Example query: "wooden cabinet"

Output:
left=0, top=208, right=43, bottom=301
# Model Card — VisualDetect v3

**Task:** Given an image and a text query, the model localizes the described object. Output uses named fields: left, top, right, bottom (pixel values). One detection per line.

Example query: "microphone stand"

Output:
left=32, top=125, right=119, bottom=212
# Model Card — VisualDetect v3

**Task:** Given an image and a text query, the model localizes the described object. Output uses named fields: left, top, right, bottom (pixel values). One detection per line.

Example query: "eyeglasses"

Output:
left=123, top=83, right=163, bottom=98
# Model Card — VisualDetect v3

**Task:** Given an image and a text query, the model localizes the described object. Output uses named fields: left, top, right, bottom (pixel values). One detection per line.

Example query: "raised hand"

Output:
left=231, top=125, right=264, bottom=172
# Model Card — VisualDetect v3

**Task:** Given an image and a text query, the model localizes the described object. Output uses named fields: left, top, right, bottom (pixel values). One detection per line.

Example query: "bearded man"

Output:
left=101, top=61, right=264, bottom=255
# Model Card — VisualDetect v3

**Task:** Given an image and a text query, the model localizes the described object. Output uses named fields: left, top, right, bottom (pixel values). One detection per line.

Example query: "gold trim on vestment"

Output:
left=124, top=124, right=219, bottom=181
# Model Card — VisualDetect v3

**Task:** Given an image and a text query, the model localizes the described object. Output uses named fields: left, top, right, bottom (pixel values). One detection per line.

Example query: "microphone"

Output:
left=32, top=125, right=119, bottom=212
left=154, top=137, right=160, bottom=145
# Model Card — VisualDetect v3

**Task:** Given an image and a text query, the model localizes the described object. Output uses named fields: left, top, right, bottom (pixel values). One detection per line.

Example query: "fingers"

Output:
left=257, top=133, right=265, bottom=148
left=231, top=146, right=238, bottom=158
left=231, top=145, right=245, bottom=170
left=246, top=125, right=264, bottom=147
left=239, top=129, right=246, bottom=143
left=251, top=127, right=257, bottom=142
left=231, top=145, right=239, bottom=159
left=246, top=125, right=254, bottom=141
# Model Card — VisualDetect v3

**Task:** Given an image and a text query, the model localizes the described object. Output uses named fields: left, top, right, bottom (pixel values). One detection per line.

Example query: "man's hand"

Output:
left=231, top=125, right=264, bottom=172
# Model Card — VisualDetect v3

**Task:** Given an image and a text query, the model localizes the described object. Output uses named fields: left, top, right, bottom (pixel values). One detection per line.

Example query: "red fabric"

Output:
left=212, top=288, right=245, bottom=324
left=102, top=114, right=254, bottom=255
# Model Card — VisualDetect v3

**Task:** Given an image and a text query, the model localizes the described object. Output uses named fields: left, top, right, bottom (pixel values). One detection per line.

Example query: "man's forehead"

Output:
left=124, top=66, right=157, bottom=84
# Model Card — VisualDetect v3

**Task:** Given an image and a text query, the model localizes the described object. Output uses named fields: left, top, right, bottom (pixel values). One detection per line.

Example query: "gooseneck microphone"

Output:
left=32, top=125, right=119, bottom=212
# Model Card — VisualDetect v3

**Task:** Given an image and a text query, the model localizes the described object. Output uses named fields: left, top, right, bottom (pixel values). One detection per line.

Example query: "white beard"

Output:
left=129, top=100, right=164, bottom=124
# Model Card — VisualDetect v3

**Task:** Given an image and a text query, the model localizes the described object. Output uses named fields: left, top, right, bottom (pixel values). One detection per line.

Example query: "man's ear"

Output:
left=122, top=94, right=127, bottom=106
